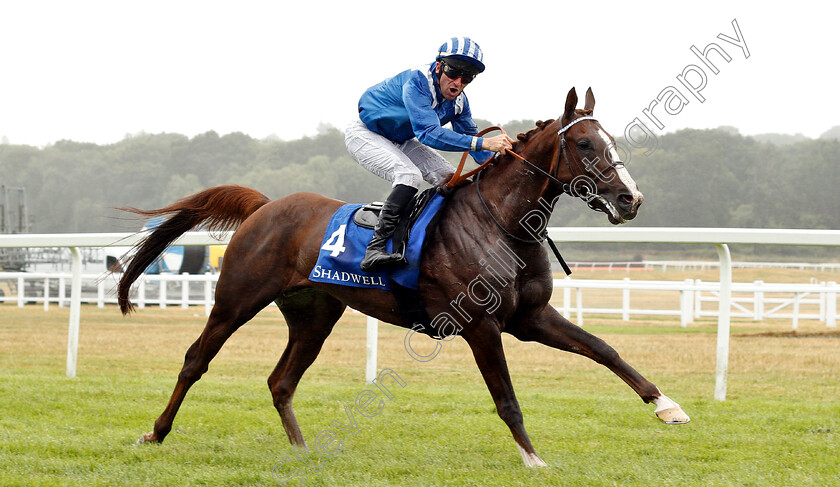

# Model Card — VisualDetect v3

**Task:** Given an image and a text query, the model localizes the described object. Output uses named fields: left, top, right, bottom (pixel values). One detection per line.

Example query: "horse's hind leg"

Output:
left=138, top=312, right=239, bottom=443
left=268, top=288, right=346, bottom=447
left=511, top=305, right=690, bottom=424
left=138, top=287, right=280, bottom=444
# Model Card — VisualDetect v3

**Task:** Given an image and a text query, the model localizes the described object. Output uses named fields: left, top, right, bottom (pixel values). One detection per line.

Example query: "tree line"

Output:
left=0, top=122, right=837, bottom=236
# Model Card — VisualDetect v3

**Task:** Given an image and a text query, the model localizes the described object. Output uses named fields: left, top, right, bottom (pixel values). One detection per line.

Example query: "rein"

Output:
left=445, top=126, right=505, bottom=188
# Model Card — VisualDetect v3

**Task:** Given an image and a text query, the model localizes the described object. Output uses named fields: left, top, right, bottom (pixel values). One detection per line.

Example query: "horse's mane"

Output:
left=510, top=119, right=550, bottom=155
left=516, top=119, right=555, bottom=144
left=513, top=109, right=594, bottom=151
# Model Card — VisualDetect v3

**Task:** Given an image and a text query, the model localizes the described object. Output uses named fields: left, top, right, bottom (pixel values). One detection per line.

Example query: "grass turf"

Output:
left=0, top=293, right=838, bottom=486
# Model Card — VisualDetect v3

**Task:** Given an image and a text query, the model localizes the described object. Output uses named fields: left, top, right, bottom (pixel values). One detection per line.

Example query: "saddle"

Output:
left=352, top=202, right=384, bottom=229
left=352, top=187, right=441, bottom=254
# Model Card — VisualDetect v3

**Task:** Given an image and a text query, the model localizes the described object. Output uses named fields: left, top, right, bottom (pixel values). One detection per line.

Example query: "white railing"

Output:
left=4, top=272, right=836, bottom=330
left=1, top=227, right=839, bottom=401
left=552, top=277, right=838, bottom=329
left=693, top=279, right=838, bottom=329
left=641, top=260, right=840, bottom=272
left=0, top=271, right=218, bottom=315
left=565, top=260, right=840, bottom=272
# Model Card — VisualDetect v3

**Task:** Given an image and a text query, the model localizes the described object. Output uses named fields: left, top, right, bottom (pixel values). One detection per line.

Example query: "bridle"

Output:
left=457, top=117, right=614, bottom=274
left=518, top=115, right=602, bottom=193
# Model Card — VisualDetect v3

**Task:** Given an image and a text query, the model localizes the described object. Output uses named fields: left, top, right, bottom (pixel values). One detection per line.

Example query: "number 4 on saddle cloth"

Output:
left=310, top=185, right=443, bottom=291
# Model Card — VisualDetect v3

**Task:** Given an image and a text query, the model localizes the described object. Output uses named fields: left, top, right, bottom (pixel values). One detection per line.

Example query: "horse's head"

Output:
left=552, top=87, right=643, bottom=224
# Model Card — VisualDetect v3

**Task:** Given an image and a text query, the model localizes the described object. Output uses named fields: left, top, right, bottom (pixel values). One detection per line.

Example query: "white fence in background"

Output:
left=567, top=261, right=840, bottom=272
left=642, top=261, right=840, bottom=272
left=2, top=227, right=839, bottom=401
left=0, top=271, right=218, bottom=315
left=3, top=272, right=835, bottom=331
left=552, top=277, right=838, bottom=329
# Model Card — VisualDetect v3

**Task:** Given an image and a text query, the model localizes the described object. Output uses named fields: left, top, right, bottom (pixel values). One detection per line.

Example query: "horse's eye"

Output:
left=577, top=139, right=592, bottom=150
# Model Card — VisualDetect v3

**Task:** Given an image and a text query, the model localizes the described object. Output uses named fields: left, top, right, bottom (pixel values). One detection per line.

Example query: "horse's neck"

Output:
left=471, top=153, right=562, bottom=239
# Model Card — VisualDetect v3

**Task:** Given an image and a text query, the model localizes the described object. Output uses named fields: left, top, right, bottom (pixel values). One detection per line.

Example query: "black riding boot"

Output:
left=360, top=184, right=418, bottom=271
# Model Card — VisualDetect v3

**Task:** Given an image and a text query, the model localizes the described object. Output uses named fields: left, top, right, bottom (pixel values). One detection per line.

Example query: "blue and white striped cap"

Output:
left=437, top=37, right=485, bottom=73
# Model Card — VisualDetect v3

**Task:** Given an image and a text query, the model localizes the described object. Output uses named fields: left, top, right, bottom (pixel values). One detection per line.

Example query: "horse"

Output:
left=119, top=87, right=689, bottom=467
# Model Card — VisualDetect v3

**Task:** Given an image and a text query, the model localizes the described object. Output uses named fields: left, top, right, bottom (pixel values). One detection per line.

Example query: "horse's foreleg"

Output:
left=269, top=289, right=346, bottom=447
left=464, top=328, right=547, bottom=467
left=510, top=306, right=689, bottom=424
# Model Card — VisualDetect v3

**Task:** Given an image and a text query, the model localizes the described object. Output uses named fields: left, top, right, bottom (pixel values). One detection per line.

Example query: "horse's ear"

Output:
left=563, top=87, right=578, bottom=124
left=584, top=87, right=595, bottom=112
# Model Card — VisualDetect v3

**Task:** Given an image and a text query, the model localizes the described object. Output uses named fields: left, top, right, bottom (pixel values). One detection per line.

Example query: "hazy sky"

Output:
left=1, top=1, right=836, bottom=147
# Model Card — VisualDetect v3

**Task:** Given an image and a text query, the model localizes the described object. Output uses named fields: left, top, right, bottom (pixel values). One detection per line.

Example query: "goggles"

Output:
left=440, top=61, right=477, bottom=84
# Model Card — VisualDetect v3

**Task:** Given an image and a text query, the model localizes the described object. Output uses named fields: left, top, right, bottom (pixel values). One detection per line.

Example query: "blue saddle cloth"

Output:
left=308, top=193, right=445, bottom=290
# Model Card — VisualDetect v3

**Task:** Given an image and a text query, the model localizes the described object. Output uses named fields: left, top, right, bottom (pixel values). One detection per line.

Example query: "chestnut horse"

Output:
left=120, top=88, right=689, bottom=467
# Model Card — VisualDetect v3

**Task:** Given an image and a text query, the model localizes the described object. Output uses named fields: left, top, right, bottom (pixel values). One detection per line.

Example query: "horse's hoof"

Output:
left=653, top=391, right=690, bottom=424
left=656, top=406, right=691, bottom=424
left=517, top=444, right=548, bottom=467
left=135, top=431, right=159, bottom=445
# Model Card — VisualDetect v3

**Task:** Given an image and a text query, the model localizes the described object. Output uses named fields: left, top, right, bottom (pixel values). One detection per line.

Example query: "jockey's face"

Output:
left=436, top=62, right=468, bottom=100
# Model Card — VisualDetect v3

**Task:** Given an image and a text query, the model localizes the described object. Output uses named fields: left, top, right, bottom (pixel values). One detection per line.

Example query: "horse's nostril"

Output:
left=618, top=194, right=635, bottom=207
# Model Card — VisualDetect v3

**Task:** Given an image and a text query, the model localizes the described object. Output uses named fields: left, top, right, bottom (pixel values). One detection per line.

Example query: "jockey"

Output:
left=345, top=36, right=514, bottom=271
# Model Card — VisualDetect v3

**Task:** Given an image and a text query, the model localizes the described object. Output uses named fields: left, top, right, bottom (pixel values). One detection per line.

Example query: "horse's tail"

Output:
left=117, top=185, right=271, bottom=315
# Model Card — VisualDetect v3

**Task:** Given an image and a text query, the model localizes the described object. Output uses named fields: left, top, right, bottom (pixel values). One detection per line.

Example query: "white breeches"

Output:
left=344, top=119, right=454, bottom=189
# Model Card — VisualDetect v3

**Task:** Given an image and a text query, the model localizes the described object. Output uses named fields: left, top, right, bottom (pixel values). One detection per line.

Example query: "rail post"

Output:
left=680, top=279, right=693, bottom=327
left=17, top=275, right=24, bottom=307
left=97, top=281, right=105, bottom=308
left=66, top=247, right=82, bottom=378
left=694, top=279, right=703, bottom=319
left=365, top=316, right=378, bottom=384
left=204, top=272, right=213, bottom=316
left=181, top=273, right=189, bottom=309
left=159, top=278, right=167, bottom=309
left=714, top=244, right=732, bottom=401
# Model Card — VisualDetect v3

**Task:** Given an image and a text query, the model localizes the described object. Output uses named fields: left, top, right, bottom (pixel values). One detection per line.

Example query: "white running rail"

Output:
left=1, top=227, right=839, bottom=401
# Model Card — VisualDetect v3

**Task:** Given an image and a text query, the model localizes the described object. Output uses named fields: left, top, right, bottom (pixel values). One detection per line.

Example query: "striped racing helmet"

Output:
left=436, top=37, right=485, bottom=73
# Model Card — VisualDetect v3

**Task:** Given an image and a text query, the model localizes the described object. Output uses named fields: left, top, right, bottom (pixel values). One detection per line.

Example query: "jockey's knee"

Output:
left=393, top=169, right=423, bottom=189
left=428, top=167, right=455, bottom=186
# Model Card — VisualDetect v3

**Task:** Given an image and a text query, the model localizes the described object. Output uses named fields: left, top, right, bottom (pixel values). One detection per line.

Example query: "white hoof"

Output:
left=653, top=392, right=690, bottom=424
left=135, top=431, right=157, bottom=445
left=517, top=444, right=548, bottom=467
left=656, top=406, right=691, bottom=424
